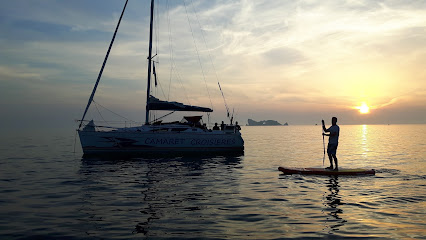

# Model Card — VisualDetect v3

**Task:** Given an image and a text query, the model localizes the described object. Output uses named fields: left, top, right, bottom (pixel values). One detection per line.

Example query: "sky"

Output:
left=0, top=0, right=425, bottom=130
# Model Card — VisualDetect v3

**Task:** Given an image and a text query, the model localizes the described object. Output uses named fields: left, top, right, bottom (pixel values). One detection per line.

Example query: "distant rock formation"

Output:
left=247, top=119, right=288, bottom=126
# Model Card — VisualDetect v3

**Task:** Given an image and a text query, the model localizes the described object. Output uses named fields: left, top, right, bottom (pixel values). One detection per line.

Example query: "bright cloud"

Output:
left=0, top=0, right=425, bottom=129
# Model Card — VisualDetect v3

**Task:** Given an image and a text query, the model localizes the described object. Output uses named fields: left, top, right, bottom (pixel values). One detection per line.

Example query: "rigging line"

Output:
left=153, top=61, right=168, bottom=100
left=207, top=112, right=211, bottom=126
left=154, top=0, right=159, bottom=57
left=183, top=0, right=214, bottom=110
left=189, top=0, right=231, bottom=120
left=165, top=4, right=191, bottom=105
left=162, top=0, right=191, bottom=104
left=78, top=120, right=132, bottom=124
left=93, top=100, right=138, bottom=124
left=234, top=106, right=240, bottom=119
left=94, top=101, right=110, bottom=128
left=79, top=0, right=129, bottom=129
left=150, top=111, right=176, bottom=124
left=218, top=82, right=230, bottom=118
left=169, top=58, right=191, bottom=105
left=158, top=78, right=167, bottom=100
left=166, top=0, right=172, bottom=101
left=152, top=1, right=162, bottom=99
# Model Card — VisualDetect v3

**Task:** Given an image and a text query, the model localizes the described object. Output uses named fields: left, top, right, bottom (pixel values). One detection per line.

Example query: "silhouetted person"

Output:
left=322, top=117, right=340, bottom=170
left=213, top=123, right=220, bottom=130
left=235, top=121, right=241, bottom=131
left=220, top=121, right=225, bottom=131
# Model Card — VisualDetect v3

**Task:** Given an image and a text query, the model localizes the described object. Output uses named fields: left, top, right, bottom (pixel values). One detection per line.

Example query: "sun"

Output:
left=356, top=103, right=370, bottom=114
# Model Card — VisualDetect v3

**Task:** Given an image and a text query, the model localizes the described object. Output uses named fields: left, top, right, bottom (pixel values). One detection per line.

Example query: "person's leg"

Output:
left=326, top=143, right=334, bottom=169
left=327, top=153, right=334, bottom=169
left=332, top=154, right=338, bottom=170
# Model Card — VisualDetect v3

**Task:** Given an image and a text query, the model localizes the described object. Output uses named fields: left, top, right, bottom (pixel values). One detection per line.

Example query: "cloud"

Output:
left=0, top=0, right=425, bottom=128
left=262, top=47, right=305, bottom=66
left=0, top=65, right=43, bottom=84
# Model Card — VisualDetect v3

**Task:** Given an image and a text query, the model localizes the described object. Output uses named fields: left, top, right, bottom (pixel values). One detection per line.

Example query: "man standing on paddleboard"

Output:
left=322, top=117, right=340, bottom=171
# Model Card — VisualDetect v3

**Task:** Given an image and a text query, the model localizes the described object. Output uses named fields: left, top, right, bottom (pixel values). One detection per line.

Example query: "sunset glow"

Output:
left=0, top=0, right=425, bottom=127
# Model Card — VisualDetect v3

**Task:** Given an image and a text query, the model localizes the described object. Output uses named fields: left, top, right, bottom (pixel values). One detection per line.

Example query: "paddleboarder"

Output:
left=322, top=117, right=340, bottom=170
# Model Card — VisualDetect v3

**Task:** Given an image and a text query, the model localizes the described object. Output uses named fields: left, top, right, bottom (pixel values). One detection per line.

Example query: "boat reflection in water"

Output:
left=79, top=152, right=243, bottom=238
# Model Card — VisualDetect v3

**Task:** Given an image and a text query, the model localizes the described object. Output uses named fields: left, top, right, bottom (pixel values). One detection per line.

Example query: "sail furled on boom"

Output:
left=148, top=96, right=212, bottom=112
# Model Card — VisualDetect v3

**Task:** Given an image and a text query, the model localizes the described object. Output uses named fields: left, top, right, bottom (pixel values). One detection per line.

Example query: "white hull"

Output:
left=78, top=128, right=244, bottom=154
left=77, top=1, right=244, bottom=156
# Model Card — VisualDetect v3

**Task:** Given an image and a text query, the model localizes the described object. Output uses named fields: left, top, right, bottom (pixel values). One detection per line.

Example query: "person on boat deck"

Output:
left=235, top=121, right=241, bottom=131
left=213, top=123, right=220, bottom=130
left=322, top=117, right=340, bottom=171
left=220, top=121, right=225, bottom=131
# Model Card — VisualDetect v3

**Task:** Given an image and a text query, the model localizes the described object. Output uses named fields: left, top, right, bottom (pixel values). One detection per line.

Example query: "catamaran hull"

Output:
left=78, top=130, right=244, bottom=155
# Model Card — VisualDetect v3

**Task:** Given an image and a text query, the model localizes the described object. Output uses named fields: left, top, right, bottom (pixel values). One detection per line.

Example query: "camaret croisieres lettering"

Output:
left=190, top=138, right=236, bottom=146
left=144, top=138, right=185, bottom=145
left=144, top=138, right=236, bottom=145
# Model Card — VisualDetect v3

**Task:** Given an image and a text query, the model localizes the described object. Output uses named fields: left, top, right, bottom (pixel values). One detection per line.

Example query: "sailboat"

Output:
left=77, top=0, right=244, bottom=155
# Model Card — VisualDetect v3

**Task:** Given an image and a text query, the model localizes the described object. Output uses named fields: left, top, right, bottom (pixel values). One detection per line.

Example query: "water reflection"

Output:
left=323, top=176, right=347, bottom=233
left=78, top=154, right=243, bottom=238
left=81, top=150, right=245, bottom=160
left=361, top=125, right=369, bottom=158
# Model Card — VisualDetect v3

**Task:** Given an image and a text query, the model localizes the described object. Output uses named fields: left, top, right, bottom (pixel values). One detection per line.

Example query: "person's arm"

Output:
left=323, top=128, right=337, bottom=136
left=322, top=120, right=328, bottom=132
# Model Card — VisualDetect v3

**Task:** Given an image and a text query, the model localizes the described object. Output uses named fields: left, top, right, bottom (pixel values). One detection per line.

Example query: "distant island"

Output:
left=247, top=119, right=288, bottom=126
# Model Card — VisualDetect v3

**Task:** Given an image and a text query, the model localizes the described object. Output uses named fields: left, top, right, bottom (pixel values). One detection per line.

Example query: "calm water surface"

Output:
left=0, top=125, right=425, bottom=239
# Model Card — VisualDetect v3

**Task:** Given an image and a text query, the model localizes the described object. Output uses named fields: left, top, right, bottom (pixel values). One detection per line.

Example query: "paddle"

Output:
left=322, top=119, right=325, bottom=166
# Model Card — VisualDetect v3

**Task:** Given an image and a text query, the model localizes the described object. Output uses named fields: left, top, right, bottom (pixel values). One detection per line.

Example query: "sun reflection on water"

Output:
left=360, top=125, right=369, bottom=159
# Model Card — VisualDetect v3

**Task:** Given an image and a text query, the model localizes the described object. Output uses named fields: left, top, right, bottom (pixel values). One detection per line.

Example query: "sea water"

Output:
left=0, top=125, right=425, bottom=239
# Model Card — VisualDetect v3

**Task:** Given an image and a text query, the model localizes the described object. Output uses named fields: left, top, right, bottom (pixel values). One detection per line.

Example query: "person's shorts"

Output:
left=327, top=143, right=338, bottom=155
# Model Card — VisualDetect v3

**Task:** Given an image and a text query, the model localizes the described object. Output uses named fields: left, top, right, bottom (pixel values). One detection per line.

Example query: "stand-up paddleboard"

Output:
left=278, top=167, right=375, bottom=176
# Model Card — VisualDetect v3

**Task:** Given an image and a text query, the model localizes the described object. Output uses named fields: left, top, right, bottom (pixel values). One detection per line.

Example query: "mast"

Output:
left=79, top=0, right=129, bottom=129
left=145, top=0, right=155, bottom=125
